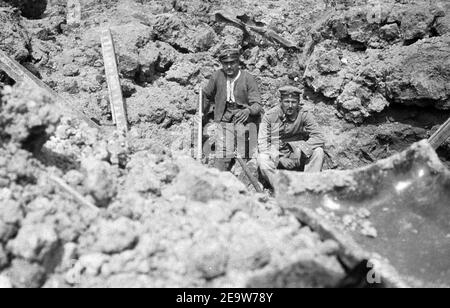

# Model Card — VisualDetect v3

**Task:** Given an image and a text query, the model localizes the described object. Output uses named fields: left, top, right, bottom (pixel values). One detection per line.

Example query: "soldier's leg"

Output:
left=214, top=123, right=234, bottom=171
left=304, top=147, right=325, bottom=172
left=233, top=123, right=261, bottom=189
left=257, top=153, right=278, bottom=189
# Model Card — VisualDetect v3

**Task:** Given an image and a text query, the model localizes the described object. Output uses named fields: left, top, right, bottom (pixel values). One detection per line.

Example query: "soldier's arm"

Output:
left=246, top=74, right=262, bottom=116
left=201, top=72, right=217, bottom=114
left=258, top=114, right=270, bottom=154
left=258, top=113, right=280, bottom=158
left=288, top=112, right=325, bottom=156
left=303, top=112, right=325, bottom=149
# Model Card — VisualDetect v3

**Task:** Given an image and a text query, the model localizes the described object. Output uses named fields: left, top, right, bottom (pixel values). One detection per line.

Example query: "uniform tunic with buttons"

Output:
left=258, top=105, right=325, bottom=159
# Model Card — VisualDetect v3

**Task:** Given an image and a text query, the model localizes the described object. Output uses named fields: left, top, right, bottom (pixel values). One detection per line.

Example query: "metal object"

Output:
left=100, top=28, right=128, bottom=134
left=0, top=49, right=100, bottom=129
left=214, top=11, right=298, bottom=49
left=429, top=117, right=450, bottom=150
left=276, top=141, right=450, bottom=287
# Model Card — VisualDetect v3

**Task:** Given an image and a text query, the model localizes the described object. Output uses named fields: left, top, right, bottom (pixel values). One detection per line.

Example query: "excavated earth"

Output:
left=0, top=0, right=449, bottom=288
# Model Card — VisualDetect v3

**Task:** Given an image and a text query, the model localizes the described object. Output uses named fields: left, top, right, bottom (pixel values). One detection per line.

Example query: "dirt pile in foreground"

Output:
left=0, top=85, right=348, bottom=288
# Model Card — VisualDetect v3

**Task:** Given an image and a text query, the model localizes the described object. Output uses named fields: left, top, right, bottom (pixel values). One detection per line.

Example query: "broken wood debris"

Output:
left=214, top=11, right=298, bottom=49
left=236, top=154, right=263, bottom=193
left=197, top=87, right=203, bottom=161
left=429, top=117, right=450, bottom=150
left=0, top=49, right=100, bottom=129
left=47, top=173, right=99, bottom=213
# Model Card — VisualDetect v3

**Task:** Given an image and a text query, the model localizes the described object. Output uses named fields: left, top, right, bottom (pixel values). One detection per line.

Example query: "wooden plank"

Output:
left=236, top=156, right=263, bottom=193
left=67, top=0, right=82, bottom=26
left=100, top=28, right=128, bottom=134
left=0, top=49, right=100, bottom=129
left=197, top=88, right=203, bottom=161
left=429, top=117, right=450, bottom=150
left=48, top=174, right=99, bottom=213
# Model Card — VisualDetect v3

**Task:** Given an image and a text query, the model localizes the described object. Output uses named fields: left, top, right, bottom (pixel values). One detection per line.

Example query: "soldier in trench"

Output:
left=200, top=47, right=262, bottom=172
left=257, top=85, right=325, bottom=189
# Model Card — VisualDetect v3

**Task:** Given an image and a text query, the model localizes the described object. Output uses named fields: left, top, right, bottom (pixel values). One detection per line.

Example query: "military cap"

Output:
left=219, top=48, right=240, bottom=62
left=279, top=85, right=302, bottom=99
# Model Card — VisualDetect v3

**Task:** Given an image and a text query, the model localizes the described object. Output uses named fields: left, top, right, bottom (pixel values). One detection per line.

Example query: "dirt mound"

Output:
left=303, top=0, right=450, bottom=123
left=0, top=83, right=346, bottom=288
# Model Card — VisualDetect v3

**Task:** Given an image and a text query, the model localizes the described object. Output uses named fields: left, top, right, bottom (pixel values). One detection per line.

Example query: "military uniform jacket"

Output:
left=202, top=70, right=262, bottom=123
left=258, top=105, right=325, bottom=157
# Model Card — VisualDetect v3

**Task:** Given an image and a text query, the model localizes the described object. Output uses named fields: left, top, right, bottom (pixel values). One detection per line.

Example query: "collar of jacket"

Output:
left=220, top=69, right=242, bottom=81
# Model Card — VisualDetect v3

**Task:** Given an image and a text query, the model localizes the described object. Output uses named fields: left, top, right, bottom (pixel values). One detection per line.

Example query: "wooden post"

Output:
left=67, top=0, right=82, bottom=26
left=198, top=87, right=203, bottom=161
left=100, top=28, right=128, bottom=134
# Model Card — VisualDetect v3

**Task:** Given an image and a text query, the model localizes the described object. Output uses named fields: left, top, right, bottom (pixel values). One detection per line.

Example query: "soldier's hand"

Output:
left=297, top=141, right=313, bottom=158
left=279, top=157, right=296, bottom=169
left=234, top=109, right=251, bottom=124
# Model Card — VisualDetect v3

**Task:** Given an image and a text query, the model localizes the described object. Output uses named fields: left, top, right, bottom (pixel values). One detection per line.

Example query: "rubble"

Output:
left=303, top=0, right=450, bottom=123
left=8, top=224, right=60, bottom=263
left=7, top=259, right=46, bottom=288
left=276, top=140, right=450, bottom=287
left=0, top=8, right=30, bottom=61
left=0, top=79, right=348, bottom=288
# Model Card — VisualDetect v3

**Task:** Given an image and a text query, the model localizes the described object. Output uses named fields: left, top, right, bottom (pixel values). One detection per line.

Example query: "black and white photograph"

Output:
left=0, top=0, right=449, bottom=291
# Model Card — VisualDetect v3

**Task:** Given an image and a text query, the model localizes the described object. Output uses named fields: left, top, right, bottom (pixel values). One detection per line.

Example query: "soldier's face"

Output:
left=281, top=97, right=300, bottom=117
left=221, top=59, right=240, bottom=78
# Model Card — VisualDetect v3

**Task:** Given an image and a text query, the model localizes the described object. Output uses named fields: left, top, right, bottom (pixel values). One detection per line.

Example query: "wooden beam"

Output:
left=100, top=28, right=129, bottom=134
left=0, top=49, right=100, bottom=129
left=236, top=155, right=263, bottom=193
left=429, top=117, right=450, bottom=150
left=197, top=88, right=203, bottom=161
left=48, top=174, right=99, bottom=213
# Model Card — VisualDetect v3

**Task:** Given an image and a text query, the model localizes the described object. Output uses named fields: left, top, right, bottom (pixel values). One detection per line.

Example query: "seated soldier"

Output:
left=201, top=47, right=262, bottom=171
left=257, top=85, right=325, bottom=189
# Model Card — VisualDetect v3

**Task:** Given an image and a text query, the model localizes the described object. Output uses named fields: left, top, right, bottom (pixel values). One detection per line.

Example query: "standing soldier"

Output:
left=257, top=85, right=325, bottom=188
left=201, top=47, right=262, bottom=171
